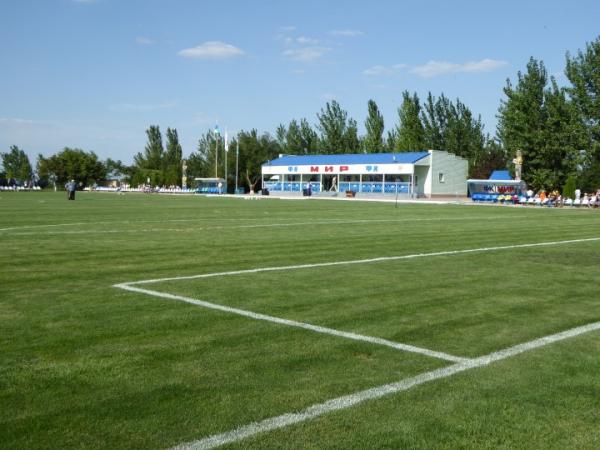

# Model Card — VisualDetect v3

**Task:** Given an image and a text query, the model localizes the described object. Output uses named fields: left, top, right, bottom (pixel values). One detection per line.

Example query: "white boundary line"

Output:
left=124, top=236, right=600, bottom=285
left=112, top=236, right=600, bottom=448
left=112, top=236, right=600, bottom=363
left=0, top=215, right=525, bottom=235
left=114, top=237, right=600, bottom=363
left=169, top=320, right=600, bottom=450
left=115, top=283, right=467, bottom=363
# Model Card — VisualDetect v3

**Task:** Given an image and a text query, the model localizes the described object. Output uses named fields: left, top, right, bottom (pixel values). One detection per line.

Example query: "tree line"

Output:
left=2, top=36, right=600, bottom=193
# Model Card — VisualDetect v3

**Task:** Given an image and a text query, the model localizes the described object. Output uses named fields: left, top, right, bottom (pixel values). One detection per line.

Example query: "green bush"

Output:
left=562, top=175, right=576, bottom=199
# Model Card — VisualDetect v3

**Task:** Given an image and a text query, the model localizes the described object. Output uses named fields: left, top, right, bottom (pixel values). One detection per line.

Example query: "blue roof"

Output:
left=489, top=170, right=512, bottom=180
left=263, top=152, right=429, bottom=167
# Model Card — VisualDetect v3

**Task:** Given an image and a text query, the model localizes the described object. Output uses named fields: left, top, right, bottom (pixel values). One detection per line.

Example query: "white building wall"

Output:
left=427, top=150, right=468, bottom=196
left=414, top=166, right=430, bottom=195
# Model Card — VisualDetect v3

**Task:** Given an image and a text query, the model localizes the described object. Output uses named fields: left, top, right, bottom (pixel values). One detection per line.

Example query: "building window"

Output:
left=438, top=172, right=445, bottom=183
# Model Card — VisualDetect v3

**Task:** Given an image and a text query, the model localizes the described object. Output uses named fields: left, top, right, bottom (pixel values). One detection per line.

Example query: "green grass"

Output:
left=1, top=191, right=600, bottom=449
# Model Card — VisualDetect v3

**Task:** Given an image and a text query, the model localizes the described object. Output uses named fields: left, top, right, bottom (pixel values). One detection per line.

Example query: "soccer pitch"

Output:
left=2, top=192, right=600, bottom=449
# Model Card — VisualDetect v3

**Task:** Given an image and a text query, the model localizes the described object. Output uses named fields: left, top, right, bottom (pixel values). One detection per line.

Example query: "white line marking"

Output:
left=126, top=237, right=600, bottom=285
left=114, top=236, right=600, bottom=363
left=169, top=320, right=600, bottom=450
left=0, top=215, right=522, bottom=235
left=114, top=283, right=467, bottom=363
left=112, top=235, right=600, bottom=448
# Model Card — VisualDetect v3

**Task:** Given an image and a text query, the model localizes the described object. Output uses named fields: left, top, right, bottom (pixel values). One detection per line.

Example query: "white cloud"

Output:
left=109, top=102, right=176, bottom=112
left=178, top=41, right=244, bottom=59
left=410, top=61, right=458, bottom=78
left=410, top=59, right=508, bottom=78
left=363, top=63, right=407, bottom=76
left=297, top=36, right=319, bottom=45
left=72, top=0, right=97, bottom=3
left=363, top=65, right=393, bottom=76
left=0, top=117, right=65, bottom=130
left=279, top=26, right=296, bottom=33
left=330, top=29, right=364, bottom=37
left=283, top=46, right=331, bottom=62
left=460, top=58, right=509, bottom=73
left=135, top=36, right=153, bottom=45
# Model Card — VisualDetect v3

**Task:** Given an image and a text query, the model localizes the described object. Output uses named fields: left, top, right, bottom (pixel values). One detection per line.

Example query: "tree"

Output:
left=364, top=99, right=385, bottom=153
left=565, top=36, right=600, bottom=191
left=188, top=130, right=218, bottom=179
left=469, top=139, right=508, bottom=179
left=498, top=57, right=587, bottom=191
left=37, top=148, right=106, bottom=187
left=317, top=100, right=359, bottom=153
left=277, top=120, right=304, bottom=154
left=344, top=118, right=360, bottom=153
left=276, top=119, right=319, bottom=155
left=497, top=58, right=549, bottom=189
left=420, top=92, right=487, bottom=175
left=395, top=91, right=425, bottom=151
left=1, top=145, right=32, bottom=185
left=385, top=129, right=398, bottom=151
left=106, top=158, right=132, bottom=176
left=446, top=99, right=487, bottom=176
left=421, top=92, right=448, bottom=151
left=163, top=128, right=183, bottom=186
left=132, top=125, right=165, bottom=186
left=186, top=151, right=210, bottom=180
left=299, top=119, right=320, bottom=154
left=237, top=130, right=280, bottom=193
left=539, top=79, right=587, bottom=190
left=104, top=158, right=133, bottom=186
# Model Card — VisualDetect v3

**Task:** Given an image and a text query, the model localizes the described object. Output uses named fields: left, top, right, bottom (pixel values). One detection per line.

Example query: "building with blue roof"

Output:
left=261, top=150, right=468, bottom=197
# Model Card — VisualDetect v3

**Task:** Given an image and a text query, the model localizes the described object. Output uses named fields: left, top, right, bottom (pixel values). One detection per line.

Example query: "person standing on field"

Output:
left=66, top=180, right=76, bottom=200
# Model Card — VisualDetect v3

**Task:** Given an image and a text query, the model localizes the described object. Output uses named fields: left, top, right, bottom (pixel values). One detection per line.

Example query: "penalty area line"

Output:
left=127, top=236, right=600, bottom=285
left=114, top=283, right=467, bottom=363
left=168, top=320, right=600, bottom=450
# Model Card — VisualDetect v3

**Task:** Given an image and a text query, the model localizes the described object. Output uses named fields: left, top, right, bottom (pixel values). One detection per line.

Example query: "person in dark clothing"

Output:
left=66, top=180, right=76, bottom=200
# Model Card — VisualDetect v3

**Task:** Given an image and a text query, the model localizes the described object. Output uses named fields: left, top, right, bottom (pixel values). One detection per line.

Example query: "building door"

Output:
left=322, top=175, right=337, bottom=191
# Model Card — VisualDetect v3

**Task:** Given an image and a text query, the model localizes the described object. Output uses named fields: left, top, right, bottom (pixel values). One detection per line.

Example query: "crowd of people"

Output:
left=494, top=187, right=600, bottom=207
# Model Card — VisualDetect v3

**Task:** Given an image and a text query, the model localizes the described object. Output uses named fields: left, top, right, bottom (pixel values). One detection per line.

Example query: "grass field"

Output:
left=2, top=191, right=600, bottom=449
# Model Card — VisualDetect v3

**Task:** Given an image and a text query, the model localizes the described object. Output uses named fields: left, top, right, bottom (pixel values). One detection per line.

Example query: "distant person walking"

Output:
left=66, top=179, right=76, bottom=200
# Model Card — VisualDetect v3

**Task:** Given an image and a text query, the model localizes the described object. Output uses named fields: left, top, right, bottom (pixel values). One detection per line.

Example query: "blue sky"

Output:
left=1, top=0, right=599, bottom=164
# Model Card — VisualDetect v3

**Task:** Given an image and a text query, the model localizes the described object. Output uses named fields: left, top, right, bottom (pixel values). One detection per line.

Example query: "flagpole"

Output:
left=224, top=129, right=228, bottom=194
left=235, top=139, right=239, bottom=194
left=214, top=135, right=218, bottom=179
left=214, top=124, right=220, bottom=179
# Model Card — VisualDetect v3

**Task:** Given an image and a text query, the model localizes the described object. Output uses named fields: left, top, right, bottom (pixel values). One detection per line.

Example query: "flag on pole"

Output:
left=224, top=130, right=229, bottom=152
